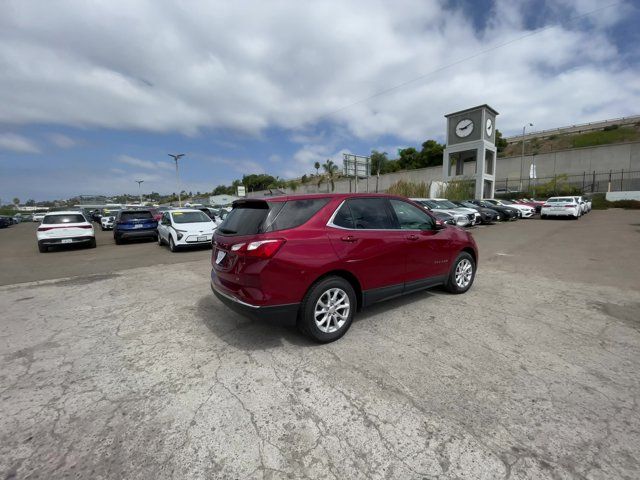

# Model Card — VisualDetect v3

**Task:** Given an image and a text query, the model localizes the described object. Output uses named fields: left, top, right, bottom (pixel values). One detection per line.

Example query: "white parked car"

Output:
left=411, top=198, right=471, bottom=227
left=573, top=196, right=588, bottom=214
left=32, top=212, right=46, bottom=222
left=540, top=197, right=581, bottom=219
left=100, top=209, right=120, bottom=230
left=36, top=211, right=96, bottom=252
left=485, top=199, right=535, bottom=218
left=157, top=209, right=216, bottom=252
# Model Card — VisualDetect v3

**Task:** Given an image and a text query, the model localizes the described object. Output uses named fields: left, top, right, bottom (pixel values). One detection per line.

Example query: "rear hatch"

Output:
left=212, top=198, right=328, bottom=301
left=38, top=213, right=92, bottom=238
left=117, top=211, right=157, bottom=230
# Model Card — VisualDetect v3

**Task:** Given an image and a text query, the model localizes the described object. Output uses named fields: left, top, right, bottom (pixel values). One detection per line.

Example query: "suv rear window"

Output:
left=218, top=198, right=328, bottom=235
left=120, top=211, right=153, bottom=221
left=42, top=214, right=86, bottom=224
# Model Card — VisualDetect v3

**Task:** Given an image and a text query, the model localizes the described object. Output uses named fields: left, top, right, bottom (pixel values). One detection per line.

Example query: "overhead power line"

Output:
left=318, top=1, right=625, bottom=120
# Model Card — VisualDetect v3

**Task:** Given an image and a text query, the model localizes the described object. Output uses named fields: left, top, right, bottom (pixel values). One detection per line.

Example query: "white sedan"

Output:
left=32, top=212, right=46, bottom=222
left=36, top=211, right=96, bottom=252
left=540, top=197, right=581, bottom=219
left=157, top=209, right=217, bottom=252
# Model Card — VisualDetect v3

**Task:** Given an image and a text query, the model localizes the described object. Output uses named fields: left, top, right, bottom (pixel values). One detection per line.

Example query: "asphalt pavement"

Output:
left=1, top=210, right=639, bottom=479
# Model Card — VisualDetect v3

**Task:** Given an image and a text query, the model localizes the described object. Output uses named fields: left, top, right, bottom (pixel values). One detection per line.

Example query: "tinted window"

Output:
left=332, top=202, right=355, bottom=229
left=390, top=200, right=435, bottom=230
left=217, top=201, right=283, bottom=236
left=42, top=214, right=86, bottom=224
left=346, top=198, right=394, bottom=229
left=172, top=211, right=212, bottom=224
left=265, top=199, right=328, bottom=232
left=120, top=211, right=153, bottom=221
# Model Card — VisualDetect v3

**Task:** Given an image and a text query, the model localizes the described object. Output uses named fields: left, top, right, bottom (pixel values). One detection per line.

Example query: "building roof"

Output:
left=445, top=104, right=499, bottom=118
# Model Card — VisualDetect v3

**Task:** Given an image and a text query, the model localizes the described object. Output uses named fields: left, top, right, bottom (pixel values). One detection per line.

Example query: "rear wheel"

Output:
left=38, top=242, right=48, bottom=253
left=88, top=238, right=96, bottom=249
left=445, top=252, right=476, bottom=294
left=298, top=276, right=356, bottom=343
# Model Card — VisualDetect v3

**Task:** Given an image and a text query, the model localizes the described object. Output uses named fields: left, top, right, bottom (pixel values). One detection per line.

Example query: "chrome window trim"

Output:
left=326, top=198, right=437, bottom=232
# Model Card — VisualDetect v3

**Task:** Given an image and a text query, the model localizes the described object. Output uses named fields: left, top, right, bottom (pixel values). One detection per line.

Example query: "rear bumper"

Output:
left=210, top=275, right=299, bottom=325
left=116, top=229, right=157, bottom=239
left=39, top=236, right=94, bottom=245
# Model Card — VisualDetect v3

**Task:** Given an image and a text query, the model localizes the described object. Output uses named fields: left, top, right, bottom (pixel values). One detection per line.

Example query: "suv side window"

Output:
left=389, top=199, right=435, bottom=230
left=332, top=202, right=355, bottom=229
left=345, top=198, right=395, bottom=230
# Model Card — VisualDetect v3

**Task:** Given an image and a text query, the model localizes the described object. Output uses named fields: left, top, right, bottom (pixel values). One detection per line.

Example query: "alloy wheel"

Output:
left=455, top=259, right=473, bottom=288
left=314, top=288, right=350, bottom=333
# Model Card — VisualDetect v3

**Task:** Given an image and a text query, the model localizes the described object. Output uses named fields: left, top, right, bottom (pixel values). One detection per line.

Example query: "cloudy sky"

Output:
left=1, top=0, right=639, bottom=201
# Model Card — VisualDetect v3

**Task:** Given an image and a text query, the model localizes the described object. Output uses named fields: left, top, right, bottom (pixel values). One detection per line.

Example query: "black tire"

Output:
left=158, top=234, right=164, bottom=247
left=88, top=238, right=96, bottom=249
left=445, top=252, right=476, bottom=294
left=38, top=242, right=48, bottom=253
left=169, top=236, right=177, bottom=252
left=298, top=276, right=356, bottom=343
left=100, top=225, right=104, bottom=231
left=114, top=234, right=122, bottom=245
left=541, top=214, right=546, bottom=219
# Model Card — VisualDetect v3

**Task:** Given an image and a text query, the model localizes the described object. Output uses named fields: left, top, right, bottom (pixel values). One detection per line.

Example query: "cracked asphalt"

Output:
left=1, top=210, right=639, bottom=479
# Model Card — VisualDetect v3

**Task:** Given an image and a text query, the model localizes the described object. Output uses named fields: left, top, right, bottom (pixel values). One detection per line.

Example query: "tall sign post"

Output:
left=343, top=154, right=371, bottom=193
left=442, top=105, right=499, bottom=199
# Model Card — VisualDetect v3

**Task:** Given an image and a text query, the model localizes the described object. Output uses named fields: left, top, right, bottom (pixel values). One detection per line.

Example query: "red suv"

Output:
left=211, top=194, right=478, bottom=342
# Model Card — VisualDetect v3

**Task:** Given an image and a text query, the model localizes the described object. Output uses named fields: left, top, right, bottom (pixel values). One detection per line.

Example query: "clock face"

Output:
left=455, top=119, right=474, bottom=138
left=486, top=118, right=493, bottom=137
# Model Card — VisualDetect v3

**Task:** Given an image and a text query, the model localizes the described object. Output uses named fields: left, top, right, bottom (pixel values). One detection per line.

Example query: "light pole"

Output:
left=135, top=180, right=144, bottom=205
left=520, top=123, right=533, bottom=192
left=168, top=154, right=185, bottom=206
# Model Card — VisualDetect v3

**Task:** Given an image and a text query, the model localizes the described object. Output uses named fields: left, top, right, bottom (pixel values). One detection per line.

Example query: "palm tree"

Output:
left=322, top=159, right=339, bottom=192
left=314, top=161, right=320, bottom=176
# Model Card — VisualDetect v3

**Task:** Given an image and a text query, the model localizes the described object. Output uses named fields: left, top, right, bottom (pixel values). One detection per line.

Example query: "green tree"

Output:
left=26, top=199, right=36, bottom=206
left=301, top=174, right=308, bottom=184
left=495, top=129, right=508, bottom=155
left=397, top=148, right=419, bottom=170
left=12, top=197, right=19, bottom=206
left=370, top=150, right=388, bottom=175
left=314, top=161, right=320, bottom=175
left=322, top=159, right=339, bottom=192
left=418, top=140, right=445, bottom=167
left=242, top=174, right=277, bottom=192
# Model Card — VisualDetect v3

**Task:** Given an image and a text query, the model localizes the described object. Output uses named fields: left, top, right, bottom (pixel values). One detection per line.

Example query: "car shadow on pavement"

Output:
left=197, top=287, right=445, bottom=350
left=196, top=295, right=316, bottom=351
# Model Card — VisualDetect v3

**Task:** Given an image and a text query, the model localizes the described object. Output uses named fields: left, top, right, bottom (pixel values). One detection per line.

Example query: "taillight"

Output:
left=38, top=225, right=92, bottom=231
left=542, top=204, right=551, bottom=208
left=231, top=239, right=285, bottom=259
left=564, top=205, right=575, bottom=208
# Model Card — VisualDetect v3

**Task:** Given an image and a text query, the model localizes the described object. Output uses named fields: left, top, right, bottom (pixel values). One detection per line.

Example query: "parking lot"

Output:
left=1, top=211, right=639, bottom=479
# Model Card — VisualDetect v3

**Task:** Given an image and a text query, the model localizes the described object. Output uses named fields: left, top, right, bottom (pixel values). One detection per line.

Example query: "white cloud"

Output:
left=0, top=133, right=40, bottom=153
left=116, top=154, right=173, bottom=171
left=48, top=133, right=77, bottom=148
left=0, top=0, right=636, bottom=142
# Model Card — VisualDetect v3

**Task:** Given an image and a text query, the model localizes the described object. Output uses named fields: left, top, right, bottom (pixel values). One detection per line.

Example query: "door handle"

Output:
left=406, top=234, right=419, bottom=241
left=340, top=235, right=358, bottom=243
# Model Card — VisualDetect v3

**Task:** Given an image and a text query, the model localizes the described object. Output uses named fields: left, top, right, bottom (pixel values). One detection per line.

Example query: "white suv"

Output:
left=36, top=211, right=96, bottom=252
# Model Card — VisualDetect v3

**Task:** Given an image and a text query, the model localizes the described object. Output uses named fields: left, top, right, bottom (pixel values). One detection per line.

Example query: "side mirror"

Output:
left=435, top=220, right=446, bottom=230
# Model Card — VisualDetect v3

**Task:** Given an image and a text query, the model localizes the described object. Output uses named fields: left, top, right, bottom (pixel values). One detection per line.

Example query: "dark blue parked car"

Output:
left=113, top=209, right=158, bottom=244
left=0, top=216, right=12, bottom=228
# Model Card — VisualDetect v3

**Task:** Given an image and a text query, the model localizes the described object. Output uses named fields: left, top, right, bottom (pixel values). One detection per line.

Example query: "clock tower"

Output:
left=443, top=104, right=498, bottom=199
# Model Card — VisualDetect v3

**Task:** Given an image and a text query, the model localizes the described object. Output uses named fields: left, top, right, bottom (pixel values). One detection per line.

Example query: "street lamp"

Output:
left=135, top=180, right=144, bottom=205
left=520, top=123, right=533, bottom=192
left=168, top=153, right=185, bottom=207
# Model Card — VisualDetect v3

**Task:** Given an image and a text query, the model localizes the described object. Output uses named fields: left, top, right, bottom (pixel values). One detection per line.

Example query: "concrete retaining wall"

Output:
left=248, top=141, right=640, bottom=198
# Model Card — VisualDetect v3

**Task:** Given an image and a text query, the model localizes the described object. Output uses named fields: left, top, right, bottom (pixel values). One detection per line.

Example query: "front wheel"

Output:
left=298, top=276, right=356, bottom=343
left=445, top=252, right=476, bottom=294
left=157, top=234, right=164, bottom=246
left=169, top=236, right=177, bottom=252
